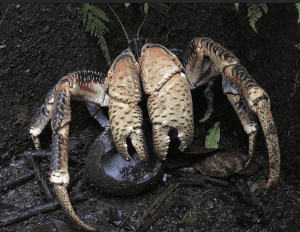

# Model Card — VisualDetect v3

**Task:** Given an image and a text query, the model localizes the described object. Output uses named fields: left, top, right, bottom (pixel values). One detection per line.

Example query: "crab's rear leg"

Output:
left=200, top=81, right=214, bottom=123
left=222, top=75, right=259, bottom=168
left=184, top=37, right=280, bottom=189
left=224, top=65, right=280, bottom=189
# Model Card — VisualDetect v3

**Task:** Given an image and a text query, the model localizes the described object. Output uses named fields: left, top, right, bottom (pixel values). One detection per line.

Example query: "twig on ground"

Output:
left=0, top=171, right=35, bottom=192
left=0, top=194, right=86, bottom=227
left=0, top=4, right=11, bottom=27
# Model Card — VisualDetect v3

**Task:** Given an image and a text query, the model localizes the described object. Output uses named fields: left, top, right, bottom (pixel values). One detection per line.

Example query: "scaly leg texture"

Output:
left=30, top=70, right=110, bottom=231
left=50, top=80, right=96, bottom=231
left=184, top=37, right=280, bottom=189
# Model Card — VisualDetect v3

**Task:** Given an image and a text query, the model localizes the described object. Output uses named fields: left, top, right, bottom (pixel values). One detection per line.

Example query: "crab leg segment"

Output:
left=29, top=71, right=109, bottom=150
left=29, top=83, right=59, bottom=149
left=140, top=44, right=194, bottom=160
left=222, top=75, right=258, bottom=168
left=200, top=81, right=214, bottom=122
left=50, top=78, right=97, bottom=231
left=224, top=64, right=280, bottom=189
left=105, top=49, right=148, bottom=161
left=184, top=37, right=280, bottom=189
left=29, top=70, right=109, bottom=231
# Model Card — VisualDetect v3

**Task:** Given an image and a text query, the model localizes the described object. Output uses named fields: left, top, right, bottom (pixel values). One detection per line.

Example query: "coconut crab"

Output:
left=28, top=8, right=280, bottom=232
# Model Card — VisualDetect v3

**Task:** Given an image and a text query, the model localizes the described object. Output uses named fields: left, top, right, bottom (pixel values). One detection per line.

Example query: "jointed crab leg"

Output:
left=86, top=102, right=110, bottom=128
left=200, top=81, right=214, bottom=123
left=30, top=83, right=59, bottom=150
left=30, top=70, right=109, bottom=231
left=222, top=75, right=258, bottom=168
left=184, top=37, right=280, bottom=189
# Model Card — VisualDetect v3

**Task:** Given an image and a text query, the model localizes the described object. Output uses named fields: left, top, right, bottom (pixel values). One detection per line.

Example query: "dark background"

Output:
left=1, top=3, right=300, bottom=231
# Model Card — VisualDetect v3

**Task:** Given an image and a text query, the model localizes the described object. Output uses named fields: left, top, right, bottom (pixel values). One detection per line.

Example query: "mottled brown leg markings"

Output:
left=184, top=37, right=280, bottom=189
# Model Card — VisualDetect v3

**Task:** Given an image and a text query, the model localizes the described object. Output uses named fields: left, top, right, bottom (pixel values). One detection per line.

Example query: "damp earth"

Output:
left=1, top=3, right=300, bottom=232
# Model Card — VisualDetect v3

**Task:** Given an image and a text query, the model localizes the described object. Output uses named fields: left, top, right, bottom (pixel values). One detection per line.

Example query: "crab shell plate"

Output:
left=85, top=127, right=165, bottom=196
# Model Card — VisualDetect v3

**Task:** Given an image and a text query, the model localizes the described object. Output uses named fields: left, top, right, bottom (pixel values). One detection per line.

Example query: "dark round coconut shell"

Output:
left=85, top=128, right=165, bottom=196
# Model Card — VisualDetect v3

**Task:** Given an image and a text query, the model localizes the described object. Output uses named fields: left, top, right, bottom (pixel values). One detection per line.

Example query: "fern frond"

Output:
left=98, top=35, right=111, bottom=65
left=259, top=3, right=268, bottom=14
left=159, top=3, right=168, bottom=9
left=93, top=17, right=109, bottom=34
left=296, top=3, right=300, bottom=23
left=247, top=3, right=268, bottom=33
left=83, top=3, right=89, bottom=26
left=234, top=3, right=239, bottom=10
left=90, top=5, right=109, bottom=22
left=82, top=4, right=111, bottom=64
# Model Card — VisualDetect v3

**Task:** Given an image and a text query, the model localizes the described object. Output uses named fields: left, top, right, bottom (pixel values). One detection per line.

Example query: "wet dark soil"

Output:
left=1, top=3, right=300, bottom=232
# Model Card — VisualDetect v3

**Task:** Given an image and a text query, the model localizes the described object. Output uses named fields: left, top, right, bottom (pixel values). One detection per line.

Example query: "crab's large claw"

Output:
left=184, top=37, right=280, bottom=189
left=140, top=44, right=194, bottom=160
left=105, top=49, right=148, bottom=161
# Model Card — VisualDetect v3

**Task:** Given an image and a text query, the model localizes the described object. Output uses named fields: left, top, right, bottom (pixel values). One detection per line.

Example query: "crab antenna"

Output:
left=137, top=10, right=148, bottom=40
left=107, top=4, right=130, bottom=43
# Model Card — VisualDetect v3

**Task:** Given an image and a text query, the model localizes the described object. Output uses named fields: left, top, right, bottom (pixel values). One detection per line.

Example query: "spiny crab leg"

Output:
left=30, top=82, right=60, bottom=150
left=30, top=70, right=109, bottom=231
left=222, top=75, right=259, bottom=169
left=200, top=80, right=214, bottom=123
left=184, top=37, right=280, bottom=189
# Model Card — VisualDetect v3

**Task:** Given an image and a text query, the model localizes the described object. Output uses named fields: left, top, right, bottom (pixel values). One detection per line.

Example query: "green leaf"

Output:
left=234, top=3, right=239, bottom=10
left=159, top=3, right=168, bottom=9
left=247, top=3, right=268, bottom=33
left=125, top=3, right=130, bottom=8
left=90, top=4, right=109, bottom=22
left=205, top=122, right=220, bottom=149
left=82, top=3, right=111, bottom=65
left=250, top=21, right=258, bottom=33
left=144, top=3, right=149, bottom=13
left=296, top=3, right=300, bottom=23
left=259, top=3, right=268, bottom=14
left=83, top=3, right=90, bottom=26
left=295, top=43, right=300, bottom=49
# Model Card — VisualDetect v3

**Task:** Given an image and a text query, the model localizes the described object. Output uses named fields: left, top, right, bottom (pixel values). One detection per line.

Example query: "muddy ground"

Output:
left=1, top=3, right=300, bottom=232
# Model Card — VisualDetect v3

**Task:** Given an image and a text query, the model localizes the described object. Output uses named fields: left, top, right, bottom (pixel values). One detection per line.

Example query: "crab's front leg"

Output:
left=50, top=78, right=96, bottom=231
left=184, top=38, right=280, bottom=190
left=30, top=82, right=60, bottom=150
left=30, top=71, right=109, bottom=231
left=140, top=44, right=194, bottom=160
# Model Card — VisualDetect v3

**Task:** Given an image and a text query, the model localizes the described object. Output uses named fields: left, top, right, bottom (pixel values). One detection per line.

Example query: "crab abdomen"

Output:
left=140, top=44, right=194, bottom=160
